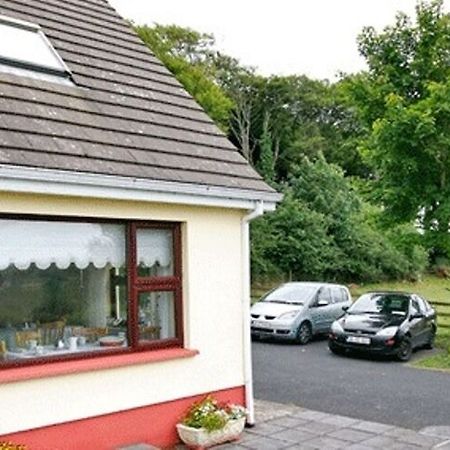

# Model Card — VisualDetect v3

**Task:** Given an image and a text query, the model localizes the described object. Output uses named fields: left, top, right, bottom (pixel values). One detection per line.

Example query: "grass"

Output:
left=252, top=274, right=450, bottom=370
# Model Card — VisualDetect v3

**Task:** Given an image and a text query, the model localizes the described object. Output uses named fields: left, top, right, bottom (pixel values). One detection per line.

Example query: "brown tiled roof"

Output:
left=0, top=0, right=276, bottom=196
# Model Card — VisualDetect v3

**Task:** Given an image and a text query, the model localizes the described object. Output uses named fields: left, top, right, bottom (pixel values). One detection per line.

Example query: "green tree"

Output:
left=252, top=157, right=427, bottom=282
left=135, top=24, right=233, bottom=131
left=348, top=0, right=450, bottom=258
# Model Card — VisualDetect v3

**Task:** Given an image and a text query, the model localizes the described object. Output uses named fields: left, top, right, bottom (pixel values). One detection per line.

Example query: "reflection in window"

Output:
left=0, top=15, right=73, bottom=84
left=138, top=291, right=175, bottom=342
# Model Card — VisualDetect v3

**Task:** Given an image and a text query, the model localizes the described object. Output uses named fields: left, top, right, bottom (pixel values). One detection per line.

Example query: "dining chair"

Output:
left=139, top=325, right=160, bottom=342
left=80, top=327, right=109, bottom=343
left=15, top=330, right=41, bottom=348
left=39, top=320, right=66, bottom=346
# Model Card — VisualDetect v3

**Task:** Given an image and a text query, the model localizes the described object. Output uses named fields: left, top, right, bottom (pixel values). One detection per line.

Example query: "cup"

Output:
left=27, top=339, right=37, bottom=351
left=78, top=336, right=86, bottom=346
left=68, top=336, right=78, bottom=351
left=35, top=345, right=44, bottom=355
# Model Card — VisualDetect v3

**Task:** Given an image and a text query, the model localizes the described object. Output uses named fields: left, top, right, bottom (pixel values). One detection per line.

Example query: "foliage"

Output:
left=134, top=24, right=234, bottom=131
left=251, top=157, right=427, bottom=282
left=349, top=0, right=450, bottom=259
left=181, top=396, right=246, bottom=432
left=133, top=7, right=445, bottom=283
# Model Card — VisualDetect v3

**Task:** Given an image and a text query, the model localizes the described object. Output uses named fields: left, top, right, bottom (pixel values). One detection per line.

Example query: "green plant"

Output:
left=181, top=395, right=247, bottom=432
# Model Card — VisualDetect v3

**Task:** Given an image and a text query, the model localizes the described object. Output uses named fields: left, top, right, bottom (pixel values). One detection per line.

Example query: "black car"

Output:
left=328, top=292, right=436, bottom=361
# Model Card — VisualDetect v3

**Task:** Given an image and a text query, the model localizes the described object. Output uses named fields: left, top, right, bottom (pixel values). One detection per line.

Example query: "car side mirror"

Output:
left=409, top=312, right=424, bottom=320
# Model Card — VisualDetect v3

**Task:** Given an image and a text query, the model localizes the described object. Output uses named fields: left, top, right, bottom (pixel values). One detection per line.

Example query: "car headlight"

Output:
left=278, top=311, right=299, bottom=321
left=376, top=326, right=398, bottom=338
left=331, top=321, right=344, bottom=334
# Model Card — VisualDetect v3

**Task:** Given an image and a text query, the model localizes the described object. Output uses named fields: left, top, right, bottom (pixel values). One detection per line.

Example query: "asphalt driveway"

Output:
left=252, top=337, right=450, bottom=430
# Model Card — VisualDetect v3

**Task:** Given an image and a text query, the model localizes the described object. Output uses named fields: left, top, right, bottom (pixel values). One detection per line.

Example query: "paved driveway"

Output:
left=252, top=338, right=450, bottom=430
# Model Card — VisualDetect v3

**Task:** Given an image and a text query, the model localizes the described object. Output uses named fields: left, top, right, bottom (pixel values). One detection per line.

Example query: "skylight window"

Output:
left=0, top=15, right=73, bottom=84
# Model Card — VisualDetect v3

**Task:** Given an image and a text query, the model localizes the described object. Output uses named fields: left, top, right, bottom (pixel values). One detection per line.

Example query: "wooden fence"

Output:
left=431, top=301, right=450, bottom=329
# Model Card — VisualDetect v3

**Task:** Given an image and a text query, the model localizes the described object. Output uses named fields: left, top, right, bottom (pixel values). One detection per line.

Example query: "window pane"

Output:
left=136, top=228, right=173, bottom=277
left=0, top=221, right=128, bottom=361
left=138, top=291, right=176, bottom=343
left=0, top=22, right=64, bottom=71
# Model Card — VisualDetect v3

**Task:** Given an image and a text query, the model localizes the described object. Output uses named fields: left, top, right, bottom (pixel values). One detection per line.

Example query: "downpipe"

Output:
left=241, top=200, right=264, bottom=426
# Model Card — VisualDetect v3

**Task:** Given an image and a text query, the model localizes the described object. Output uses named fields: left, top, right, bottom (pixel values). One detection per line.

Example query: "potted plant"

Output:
left=176, top=395, right=247, bottom=449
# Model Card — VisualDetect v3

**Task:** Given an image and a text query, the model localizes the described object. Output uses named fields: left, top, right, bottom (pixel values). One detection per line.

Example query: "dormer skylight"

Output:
left=0, top=15, right=73, bottom=85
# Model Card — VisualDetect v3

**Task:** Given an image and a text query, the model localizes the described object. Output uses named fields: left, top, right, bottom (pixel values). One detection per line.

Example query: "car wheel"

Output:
left=424, top=328, right=436, bottom=349
left=296, top=322, right=312, bottom=345
left=396, top=338, right=413, bottom=362
left=328, top=341, right=344, bottom=356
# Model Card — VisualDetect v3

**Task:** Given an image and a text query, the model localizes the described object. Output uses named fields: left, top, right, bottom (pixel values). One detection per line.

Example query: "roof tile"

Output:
left=0, top=0, right=275, bottom=196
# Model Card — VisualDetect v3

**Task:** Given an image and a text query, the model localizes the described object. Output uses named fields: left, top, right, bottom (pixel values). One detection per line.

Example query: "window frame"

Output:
left=129, top=221, right=183, bottom=350
left=0, top=214, right=184, bottom=369
left=0, top=14, right=73, bottom=80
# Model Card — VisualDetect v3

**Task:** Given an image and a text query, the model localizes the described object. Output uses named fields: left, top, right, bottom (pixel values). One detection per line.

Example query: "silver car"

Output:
left=251, top=282, right=352, bottom=344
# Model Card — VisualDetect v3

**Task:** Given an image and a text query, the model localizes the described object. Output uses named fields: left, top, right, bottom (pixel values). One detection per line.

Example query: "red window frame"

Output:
left=0, top=215, right=183, bottom=369
left=128, top=222, right=183, bottom=350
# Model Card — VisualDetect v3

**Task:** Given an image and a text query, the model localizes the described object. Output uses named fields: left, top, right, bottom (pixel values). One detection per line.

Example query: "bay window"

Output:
left=0, top=217, right=182, bottom=367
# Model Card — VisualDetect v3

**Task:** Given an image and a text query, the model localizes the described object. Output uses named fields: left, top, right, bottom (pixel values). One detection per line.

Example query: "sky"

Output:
left=109, top=0, right=449, bottom=81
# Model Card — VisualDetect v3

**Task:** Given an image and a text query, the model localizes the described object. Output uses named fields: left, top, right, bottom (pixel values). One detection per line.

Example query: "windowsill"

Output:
left=0, top=347, right=199, bottom=384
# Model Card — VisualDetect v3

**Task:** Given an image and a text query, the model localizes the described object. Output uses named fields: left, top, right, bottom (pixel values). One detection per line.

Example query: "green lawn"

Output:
left=252, top=275, right=450, bottom=369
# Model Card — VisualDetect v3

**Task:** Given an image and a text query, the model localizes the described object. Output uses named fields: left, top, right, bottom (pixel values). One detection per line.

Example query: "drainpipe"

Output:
left=242, top=200, right=264, bottom=426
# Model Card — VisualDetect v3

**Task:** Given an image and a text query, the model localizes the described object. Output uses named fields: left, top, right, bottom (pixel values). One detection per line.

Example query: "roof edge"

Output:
left=0, top=164, right=282, bottom=212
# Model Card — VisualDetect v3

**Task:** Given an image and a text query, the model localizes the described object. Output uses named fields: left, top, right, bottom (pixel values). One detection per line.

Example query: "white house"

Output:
left=0, top=0, right=280, bottom=448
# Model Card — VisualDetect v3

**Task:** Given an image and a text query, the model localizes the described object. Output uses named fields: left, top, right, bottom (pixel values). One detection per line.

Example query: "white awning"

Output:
left=0, top=220, right=126, bottom=271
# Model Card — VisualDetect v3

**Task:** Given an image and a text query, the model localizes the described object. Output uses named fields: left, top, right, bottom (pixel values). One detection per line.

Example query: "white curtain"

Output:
left=136, top=229, right=173, bottom=269
left=0, top=220, right=125, bottom=271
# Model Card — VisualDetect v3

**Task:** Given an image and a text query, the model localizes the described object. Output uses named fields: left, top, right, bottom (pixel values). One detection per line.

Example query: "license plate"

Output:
left=347, top=336, right=371, bottom=345
left=252, top=320, right=268, bottom=328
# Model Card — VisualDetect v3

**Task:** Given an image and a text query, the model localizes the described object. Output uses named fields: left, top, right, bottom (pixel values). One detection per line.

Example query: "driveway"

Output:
left=252, top=338, right=450, bottom=430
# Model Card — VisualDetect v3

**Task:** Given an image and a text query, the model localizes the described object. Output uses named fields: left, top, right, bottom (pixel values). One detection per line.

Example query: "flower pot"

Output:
left=176, top=417, right=246, bottom=449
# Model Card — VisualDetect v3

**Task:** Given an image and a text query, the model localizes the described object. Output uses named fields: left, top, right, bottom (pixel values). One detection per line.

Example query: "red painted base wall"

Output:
left=1, top=386, right=245, bottom=450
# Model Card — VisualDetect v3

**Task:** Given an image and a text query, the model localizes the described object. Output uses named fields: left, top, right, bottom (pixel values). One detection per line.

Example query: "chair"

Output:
left=15, top=330, right=41, bottom=348
left=139, top=325, right=160, bottom=342
left=39, top=320, right=66, bottom=346
left=79, top=327, right=109, bottom=343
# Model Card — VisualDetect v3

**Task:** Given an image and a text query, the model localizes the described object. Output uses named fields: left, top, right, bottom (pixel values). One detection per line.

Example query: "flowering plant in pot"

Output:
left=176, top=395, right=247, bottom=448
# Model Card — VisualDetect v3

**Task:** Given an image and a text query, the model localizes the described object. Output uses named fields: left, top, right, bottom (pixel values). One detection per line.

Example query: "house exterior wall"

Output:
left=0, top=192, right=247, bottom=440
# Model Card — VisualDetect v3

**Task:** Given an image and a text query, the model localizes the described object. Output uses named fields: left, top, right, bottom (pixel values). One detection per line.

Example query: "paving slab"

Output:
left=351, top=420, right=395, bottom=434
left=420, top=426, right=450, bottom=439
left=326, top=428, right=375, bottom=443
left=267, top=416, right=311, bottom=429
left=319, top=414, right=361, bottom=428
left=296, top=421, right=340, bottom=435
left=295, top=435, right=349, bottom=449
left=270, top=428, right=317, bottom=443
left=171, top=399, right=450, bottom=450
left=239, top=435, right=293, bottom=449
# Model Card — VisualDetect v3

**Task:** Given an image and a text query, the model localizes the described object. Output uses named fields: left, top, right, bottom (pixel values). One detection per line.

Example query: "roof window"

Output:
left=0, top=15, right=73, bottom=85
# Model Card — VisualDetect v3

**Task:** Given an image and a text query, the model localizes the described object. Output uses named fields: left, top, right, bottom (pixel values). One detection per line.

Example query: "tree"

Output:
left=135, top=24, right=233, bottom=131
left=214, top=54, right=261, bottom=162
left=350, top=0, right=450, bottom=259
left=251, top=156, right=427, bottom=282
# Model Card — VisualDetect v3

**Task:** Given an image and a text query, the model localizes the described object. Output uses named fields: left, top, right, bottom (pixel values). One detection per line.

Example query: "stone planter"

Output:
left=176, top=417, right=246, bottom=449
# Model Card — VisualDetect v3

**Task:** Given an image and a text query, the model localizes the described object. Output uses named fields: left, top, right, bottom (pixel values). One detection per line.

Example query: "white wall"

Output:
left=0, top=193, right=246, bottom=434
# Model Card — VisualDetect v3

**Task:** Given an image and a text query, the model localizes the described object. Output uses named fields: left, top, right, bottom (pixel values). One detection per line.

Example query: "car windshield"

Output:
left=262, top=284, right=317, bottom=305
left=349, top=293, right=409, bottom=316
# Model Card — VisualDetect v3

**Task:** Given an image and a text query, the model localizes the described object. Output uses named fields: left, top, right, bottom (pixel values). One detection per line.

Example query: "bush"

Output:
left=251, top=157, right=427, bottom=283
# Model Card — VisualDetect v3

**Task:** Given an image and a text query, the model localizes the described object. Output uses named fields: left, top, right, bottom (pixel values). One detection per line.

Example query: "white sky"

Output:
left=109, top=0, right=449, bottom=81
